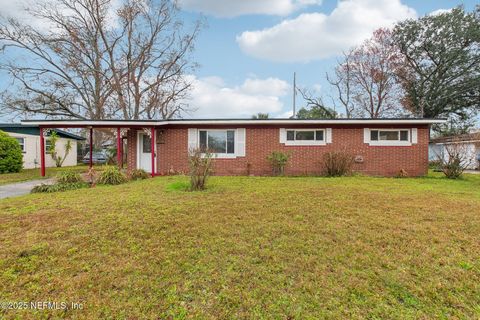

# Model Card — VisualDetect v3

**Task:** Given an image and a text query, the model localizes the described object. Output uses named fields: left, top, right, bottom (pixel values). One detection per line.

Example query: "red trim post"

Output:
left=89, top=128, right=93, bottom=169
left=151, top=126, right=155, bottom=177
left=39, top=127, right=46, bottom=177
left=116, top=127, right=122, bottom=168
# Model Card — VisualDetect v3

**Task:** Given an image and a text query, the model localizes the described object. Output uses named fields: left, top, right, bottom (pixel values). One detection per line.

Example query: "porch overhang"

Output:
left=22, top=118, right=447, bottom=127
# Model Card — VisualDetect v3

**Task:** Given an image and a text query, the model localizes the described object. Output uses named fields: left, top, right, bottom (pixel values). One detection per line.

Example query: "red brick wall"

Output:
left=126, top=129, right=138, bottom=173
left=126, top=125, right=430, bottom=177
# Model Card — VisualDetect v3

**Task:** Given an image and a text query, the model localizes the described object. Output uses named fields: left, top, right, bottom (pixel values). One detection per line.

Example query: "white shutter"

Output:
left=364, top=128, right=370, bottom=144
left=326, top=128, right=332, bottom=144
left=236, top=128, right=246, bottom=157
left=411, top=128, right=418, bottom=144
left=187, top=128, right=198, bottom=153
left=279, top=128, right=286, bottom=144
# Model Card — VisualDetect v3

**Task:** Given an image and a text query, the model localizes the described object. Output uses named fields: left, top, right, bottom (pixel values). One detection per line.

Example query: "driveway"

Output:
left=0, top=179, right=55, bottom=200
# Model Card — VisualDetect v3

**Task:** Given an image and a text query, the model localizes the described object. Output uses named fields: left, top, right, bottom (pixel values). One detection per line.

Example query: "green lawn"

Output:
left=0, top=165, right=101, bottom=185
left=0, top=173, right=479, bottom=319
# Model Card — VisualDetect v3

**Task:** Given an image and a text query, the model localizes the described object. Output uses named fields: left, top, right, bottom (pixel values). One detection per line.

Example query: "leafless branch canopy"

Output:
left=0, top=0, right=202, bottom=120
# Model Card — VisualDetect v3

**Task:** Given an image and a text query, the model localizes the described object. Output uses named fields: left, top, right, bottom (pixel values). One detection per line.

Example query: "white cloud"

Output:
left=185, top=76, right=289, bottom=118
left=429, top=8, right=452, bottom=16
left=237, top=0, right=417, bottom=62
left=178, top=0, right=322, bottom=18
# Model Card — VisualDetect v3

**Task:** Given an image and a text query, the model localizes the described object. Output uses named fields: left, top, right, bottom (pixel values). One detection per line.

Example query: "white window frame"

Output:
left=367, top=128, right=412, bottom=146
left=284, top=128, right=327, bottom=146
left=15, top=137, right=26, bottom=153
left=198, top=129, right=237, bottom=158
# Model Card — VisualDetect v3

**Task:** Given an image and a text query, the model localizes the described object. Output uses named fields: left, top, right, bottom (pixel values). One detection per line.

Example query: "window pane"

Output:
left=315, top=130, right=324, bottom=141
left=45, top=140, right=52, bottom=154
left=370, top=130, right=379, bottom=141
left=379, top=131, right=399, bottom=141
left=208, top=131, right=226, bottom=153
left=227, top=131, right=235, bottom=154
left=199, top=131, right=207, bottom=151
left=295, top=131, right=315, bottom=140
left=286, top=130, right=295, bottom=141
left=15, top=138, right=25, bottom=151
left=142, top=134, right=152, bottom=153
left=400, top=130, right=409, bottom=141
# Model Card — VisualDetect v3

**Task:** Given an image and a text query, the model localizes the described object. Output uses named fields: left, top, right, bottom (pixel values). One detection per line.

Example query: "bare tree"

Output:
left=435, top=137, right=476, bottom=179
left=327, top=55, right=354, bottom=118
left=296, top=87, right=337, bottom=119
left=0, top=0, right=201, bottom=120
left=327, top=28, right=406, bottom=118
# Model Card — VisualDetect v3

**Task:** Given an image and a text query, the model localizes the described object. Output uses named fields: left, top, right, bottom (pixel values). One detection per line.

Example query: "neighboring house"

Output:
left=429, top=132, right=480, bottom=170
left=23, top=118, right=445, bottom=177
left=0, top=124, right=85, bottom=169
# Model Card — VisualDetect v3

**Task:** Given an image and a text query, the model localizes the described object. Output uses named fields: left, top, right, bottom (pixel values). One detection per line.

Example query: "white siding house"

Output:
left=0, top=124, right=85, bottom=169
left=429, top=132, right=480, bottom=170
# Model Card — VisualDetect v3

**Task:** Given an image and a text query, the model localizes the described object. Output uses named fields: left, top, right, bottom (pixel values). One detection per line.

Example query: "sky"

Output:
left=0, top=0, right=478, bottom=121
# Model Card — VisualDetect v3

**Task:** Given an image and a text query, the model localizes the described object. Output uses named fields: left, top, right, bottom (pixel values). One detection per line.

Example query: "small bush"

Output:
left=56, top=171, right=82, bottom=184
left=31, top=182, right=87, bottom=193
left=322, top=151, right=354, bottom=177
left=129, top=169, right=149, bottom=180
left=435, top=140, right=472, bottom=179
left=97, top=166, right=128, bottom=185
left=189, top=148, right=213, bottom=191
left=0, top=130, right=23, bottom=173
left=267, top=151, right=290, bottom=176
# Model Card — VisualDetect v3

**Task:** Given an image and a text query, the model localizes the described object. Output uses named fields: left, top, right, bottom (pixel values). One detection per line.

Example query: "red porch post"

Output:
left=89, top=127, right=93, bottom=169
left=116, top=127, right=122, bottom=168
left=39, top=127, right=46, bottom=177
left=151, top=126, right=155, bottom=177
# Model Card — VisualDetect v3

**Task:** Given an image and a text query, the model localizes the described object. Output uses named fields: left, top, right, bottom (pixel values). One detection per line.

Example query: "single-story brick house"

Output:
left=1, top=123, right=85, bottom=169
left=22, top=118, right=445, bottom=177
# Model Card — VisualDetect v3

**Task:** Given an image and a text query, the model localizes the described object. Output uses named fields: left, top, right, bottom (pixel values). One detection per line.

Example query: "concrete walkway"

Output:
left=465, top=170, right=480, bottom=175
left=0, top=179, right=55, bottom=200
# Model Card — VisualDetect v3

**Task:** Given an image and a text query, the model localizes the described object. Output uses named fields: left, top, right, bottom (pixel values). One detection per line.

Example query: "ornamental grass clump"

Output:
left=56, top=171, right=82, bottom=184
left=129, top=169, right=150, bottom=180
left=189, top=148, right=213, bottom=191
left=322, top=151, right=354, bottom=177
left=97, top=166, right=128, bottom=185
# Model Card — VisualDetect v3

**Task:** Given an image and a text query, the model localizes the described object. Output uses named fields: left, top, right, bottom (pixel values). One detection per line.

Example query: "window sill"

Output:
left=284, top=141, right=327, bottom=146
left=202, top=153, right=239, bottom=159
left=367, top=141, right=412, bottom=147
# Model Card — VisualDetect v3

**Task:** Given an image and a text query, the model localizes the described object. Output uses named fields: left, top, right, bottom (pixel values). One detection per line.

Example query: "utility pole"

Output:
left=292, top=72, right=296, bottom=118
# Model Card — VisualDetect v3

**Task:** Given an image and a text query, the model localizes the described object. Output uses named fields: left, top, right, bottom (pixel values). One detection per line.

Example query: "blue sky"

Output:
left=0, top=0, right=478, bottom=121
left=177, top=0, right=477, bottom=119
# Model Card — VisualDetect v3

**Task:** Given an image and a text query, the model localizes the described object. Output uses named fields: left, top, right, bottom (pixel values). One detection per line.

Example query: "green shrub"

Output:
left=56, top=171, right=82, bottom=184
left=322, top=151, right=354, bottom=177
left=31, top=182, right=88, bottom=193
left=129, top=169, right=149, bottom=180
left=267, top=151, right=290, bottom=176
left=97, top=166, right=128, bottom=185
left=0, top=130, right=23, bottom=173
left=189, top=148, right=213, bottom=191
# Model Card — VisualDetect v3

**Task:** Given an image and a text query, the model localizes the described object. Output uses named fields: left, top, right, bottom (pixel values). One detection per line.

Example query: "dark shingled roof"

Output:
left=0, top=124, right=85, bottom=140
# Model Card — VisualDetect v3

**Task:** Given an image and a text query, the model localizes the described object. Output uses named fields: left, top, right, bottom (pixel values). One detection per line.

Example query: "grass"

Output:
left=0, top=173, right=479, bottom=319
left=0, top=165, right=102, bottom=185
